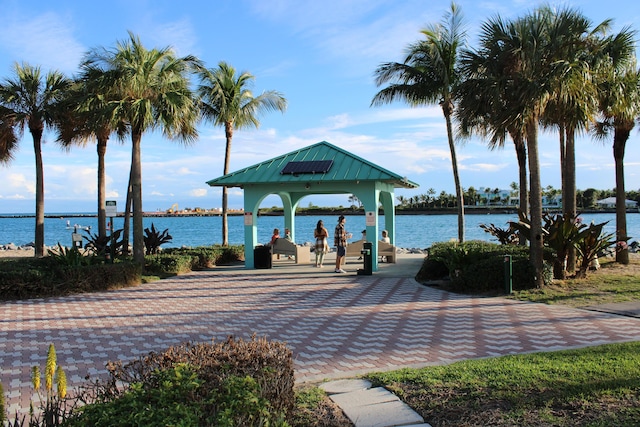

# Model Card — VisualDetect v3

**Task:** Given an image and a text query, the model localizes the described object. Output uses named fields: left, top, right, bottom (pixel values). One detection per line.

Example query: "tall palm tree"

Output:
left=56, top=69, right=127, bottom=239
left=197, top=61, right=287, bottom=246
left=592, top=27, right=639, bottom=265
left=372, top=2, right=466, bottom=242
left=541, top=11, right=610, bottom=273
left=0, top=63, right=71, bottom=257
left=457, top=39, right=529, bottom=231
left=84, top=32, right=201, bottom=263
left=465, top=7, right=581, bottom=286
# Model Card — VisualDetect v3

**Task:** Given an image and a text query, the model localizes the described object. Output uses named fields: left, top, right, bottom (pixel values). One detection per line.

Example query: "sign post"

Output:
left=105, top=201, right=117, bottom=263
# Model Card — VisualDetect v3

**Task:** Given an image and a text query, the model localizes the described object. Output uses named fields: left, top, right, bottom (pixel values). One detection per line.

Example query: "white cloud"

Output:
left=0, top=11, right=85, bottom=73
left=189, top=188, right=207, bottom=197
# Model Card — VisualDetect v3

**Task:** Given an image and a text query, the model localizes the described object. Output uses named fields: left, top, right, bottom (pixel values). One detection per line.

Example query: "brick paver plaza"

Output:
left=3, top=261, right=640, bottom=414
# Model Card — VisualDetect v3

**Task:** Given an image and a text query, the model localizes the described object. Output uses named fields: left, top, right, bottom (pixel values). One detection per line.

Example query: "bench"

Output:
left=271, top=238, right=311, bottom=264
left=345, top=239, right=396, bottom=263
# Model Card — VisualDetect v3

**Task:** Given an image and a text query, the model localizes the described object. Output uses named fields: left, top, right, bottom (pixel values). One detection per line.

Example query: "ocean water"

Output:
left=2, top=212, right=639, bottom=250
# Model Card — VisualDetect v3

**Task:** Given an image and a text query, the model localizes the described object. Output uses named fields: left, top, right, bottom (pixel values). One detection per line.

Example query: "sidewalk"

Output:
left=2, top=252, right=640, bottom=425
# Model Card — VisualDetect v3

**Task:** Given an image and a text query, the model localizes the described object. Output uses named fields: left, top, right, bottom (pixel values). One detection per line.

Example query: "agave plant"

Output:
left=575, top=221, right=617, bottom=279
left=84, top=229, right=125, bottom=260
left=144, top=223, right=172, bottom=255
left=479, top=222, right=519, bottom=245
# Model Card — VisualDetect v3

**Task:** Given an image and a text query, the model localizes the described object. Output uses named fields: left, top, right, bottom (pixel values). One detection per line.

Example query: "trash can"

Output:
left=357, top=242, right=373, bottom=276
left=254, top=245, right=272, bottom=269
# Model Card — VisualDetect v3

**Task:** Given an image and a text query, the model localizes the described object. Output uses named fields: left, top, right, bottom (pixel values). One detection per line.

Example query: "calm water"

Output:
left=1, top=212, right=639, bottom=249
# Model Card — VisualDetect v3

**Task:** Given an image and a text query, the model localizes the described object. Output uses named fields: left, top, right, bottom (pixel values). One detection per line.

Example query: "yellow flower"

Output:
left=45, top=344, right=57, bottom=392
left=56, top=366, right=67, bottom=399
left=31, top=366, right=41, bottom=390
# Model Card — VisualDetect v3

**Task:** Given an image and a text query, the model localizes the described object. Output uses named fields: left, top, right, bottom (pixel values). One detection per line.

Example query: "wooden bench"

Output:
left=345, top=239, right=396, bottom=263
left=271, top=238, right=310, bottom=264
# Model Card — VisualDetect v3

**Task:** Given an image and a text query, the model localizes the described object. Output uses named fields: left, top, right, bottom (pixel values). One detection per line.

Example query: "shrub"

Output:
left=0, top=258, right=141, bottom=301
left=88, top=335, right=295, bottom=425
left=417, top=241, right=553, bottom=293
left=143, top=253, right=193, bottom=275
left=65, top=364, right=204, bottom=427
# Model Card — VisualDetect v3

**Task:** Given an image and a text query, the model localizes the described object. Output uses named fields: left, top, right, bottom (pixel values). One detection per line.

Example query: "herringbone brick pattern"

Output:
left=2, top=269, right=640, bottom=414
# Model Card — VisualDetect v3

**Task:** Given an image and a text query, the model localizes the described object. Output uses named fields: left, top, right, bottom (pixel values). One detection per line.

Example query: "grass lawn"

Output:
left=312, top=255, right=640, bottom=427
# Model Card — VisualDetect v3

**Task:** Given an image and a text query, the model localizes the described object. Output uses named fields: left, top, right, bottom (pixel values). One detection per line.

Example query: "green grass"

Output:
left=366, top=342, right=640, bottom=426
left=511, top=257, right=640, bottom=307
left=356, top=256, right=640, bottom=426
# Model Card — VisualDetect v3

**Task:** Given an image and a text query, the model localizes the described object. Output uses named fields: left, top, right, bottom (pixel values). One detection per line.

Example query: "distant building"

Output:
left=596, top=197, right=638, bottom=209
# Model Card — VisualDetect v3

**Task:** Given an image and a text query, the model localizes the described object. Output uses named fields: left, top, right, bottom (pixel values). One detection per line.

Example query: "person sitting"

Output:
left=283, top=228, right=293, bottom=259
left=380, top=230, right=390, bottom=262
left=270, top=228, right=280, bottom=259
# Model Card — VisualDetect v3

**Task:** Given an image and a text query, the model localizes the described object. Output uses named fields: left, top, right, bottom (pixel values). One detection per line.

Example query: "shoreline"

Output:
left=1, top=207, right=634, bottom=219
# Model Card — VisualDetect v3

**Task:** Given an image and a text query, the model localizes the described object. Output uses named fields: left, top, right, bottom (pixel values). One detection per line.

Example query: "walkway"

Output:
left=2, top=254, right=640, bottom=418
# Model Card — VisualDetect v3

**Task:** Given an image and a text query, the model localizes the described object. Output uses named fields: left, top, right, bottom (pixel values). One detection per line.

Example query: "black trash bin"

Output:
left=254, top=245, right=272, bottom=269
left=357, top=242, right=373, bottom=275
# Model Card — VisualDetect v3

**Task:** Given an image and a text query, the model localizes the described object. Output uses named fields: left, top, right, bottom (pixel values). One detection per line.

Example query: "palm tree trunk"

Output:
left=131, top=131, right=144, bottom=263
left=443, top=104, right=464, bottom=243
left=221, top=122, right=234, bottom=247
left=526, top=118, right=544, bottom=287
left=32, top=129, right=45, bottom=258
left=123, top=163, right=133, bottom=256
left=564, top=128, right=577, bottom=272
left=514, top=134, right=528, bottom=245
left=97, top=138, right=107, bottom=238
left=614, top=129, right=630, bottom=264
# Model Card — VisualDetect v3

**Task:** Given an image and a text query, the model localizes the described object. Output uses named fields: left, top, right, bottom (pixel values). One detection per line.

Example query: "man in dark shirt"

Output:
left=334, top=215, right=350, bottom=273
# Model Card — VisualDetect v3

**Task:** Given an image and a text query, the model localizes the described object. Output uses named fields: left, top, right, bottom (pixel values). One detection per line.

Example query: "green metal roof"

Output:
left=206, top=141, right=419, bottom=189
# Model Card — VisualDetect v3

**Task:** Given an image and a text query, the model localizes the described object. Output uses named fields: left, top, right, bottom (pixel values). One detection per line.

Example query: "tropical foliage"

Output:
left=0, top=64, right=71, bottom=257
left=372, top=2, right=466, bottom=243
left=197, top=61, right=287, bottom=246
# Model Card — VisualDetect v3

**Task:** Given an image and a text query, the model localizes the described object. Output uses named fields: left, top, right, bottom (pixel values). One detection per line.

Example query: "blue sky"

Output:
left=0, top=0, right=639, bottom=214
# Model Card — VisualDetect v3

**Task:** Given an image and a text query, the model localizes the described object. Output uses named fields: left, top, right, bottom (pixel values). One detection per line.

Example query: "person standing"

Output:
left=334, top=215, right=350, bottom=273
left=314, top=220, right=329, bottom=267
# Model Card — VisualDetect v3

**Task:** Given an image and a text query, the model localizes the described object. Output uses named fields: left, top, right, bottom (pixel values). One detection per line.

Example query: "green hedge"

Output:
left=416, top=240, right=553, bottom=292
left=0, top=257, right=141, bottom=301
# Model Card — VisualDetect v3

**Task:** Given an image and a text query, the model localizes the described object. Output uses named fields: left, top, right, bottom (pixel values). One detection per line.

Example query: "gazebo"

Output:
left=206, top=141, right=419, bottom=270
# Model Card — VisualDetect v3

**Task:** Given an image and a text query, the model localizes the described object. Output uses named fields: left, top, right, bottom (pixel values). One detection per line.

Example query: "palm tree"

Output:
left=0, top=63, right=71, bottom=257
left=372, top=2, right=466, bottom=242
left=56, top=69, right=127, bottom=239
left=592, top=27, right=639, bottom=265
left=541, top=11, right=610, bottom=272
left=457, top=42, right=529, bottom=222
left=83, top=32, right=201, bottom=263
left=197, top=61, right=287, bottom=246
left=465, top=7, right=583, bottom=286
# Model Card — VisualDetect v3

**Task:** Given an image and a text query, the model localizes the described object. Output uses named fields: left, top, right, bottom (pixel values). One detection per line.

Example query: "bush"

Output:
left=144, top=253, right=194, bottom=275
left=0, top=258, right=141, bottom=301
left=77, top=335, right=294, bottom=426
left=65, top=364, right=204, bottom=427
left=417, top=241, right=553, bottom=293
left=162, top=245, right=244, bottom=269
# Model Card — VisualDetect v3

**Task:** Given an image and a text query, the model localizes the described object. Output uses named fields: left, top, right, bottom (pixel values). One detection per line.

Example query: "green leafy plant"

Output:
left=575, top=221, right=617, bottom=278
left=479, top=222, right=519, bottom=245
left=47, top=244, right=91, bottom=267
left=84, top=228, right=125, bottom=260
left=64, top=364, right=204, bottom=427
left=143, top=223, right=172, bottom=255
